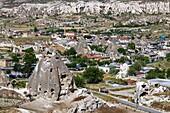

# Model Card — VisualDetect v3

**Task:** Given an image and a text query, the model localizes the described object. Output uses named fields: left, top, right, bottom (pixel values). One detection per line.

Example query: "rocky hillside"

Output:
left=0, top=0, right=170, bottom=15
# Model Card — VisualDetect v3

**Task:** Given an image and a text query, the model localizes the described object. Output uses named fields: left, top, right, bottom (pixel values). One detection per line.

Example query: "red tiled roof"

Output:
left=86, top=54, right=102, bottom=60
left=125, top=79, right=136, bottom=84
left=135, top=71, right=144, bottom=75
left=119, top=37, right=129, bottom=41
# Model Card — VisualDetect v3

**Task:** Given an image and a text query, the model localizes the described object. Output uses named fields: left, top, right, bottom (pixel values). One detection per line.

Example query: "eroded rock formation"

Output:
left=27, top=49, right=75, bottom=100
left=105, top=42, right=118, bottom=58
left=0, top=71, right=8, bottom=87
left=75, top=38, right=91, bottom=54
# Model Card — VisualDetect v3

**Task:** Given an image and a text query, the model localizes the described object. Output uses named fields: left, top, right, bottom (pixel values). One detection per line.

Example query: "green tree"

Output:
left=128, top=61, right=143, bottom=76
left=135, top=55, right=150, bottom=64
left=12, top=53, right=21, bottom=72
left=23, top=48, right=38, bottom=77
left=84, top=35, right=92, bottom=39
left=146, top=68, right=165, bottom=79
left=13, top=63, right=21, bottom=72
left=131, top=36, right=135, bottom=40
left=66, top=29, right=77, bottom=32
left=115, top=57, right=129, bottom=63
left=109, top=68, right=119, bottom=75
left=90, top=45, right=107, bottom=52
left=128, top=42, right=135, bottom=50
left=74, top=76, right=85, bottom=88
left=64, top=47, right=77, bottom=56
left=6, top=70, right=11, bottom=74
left=107, top=11, right=112, bottom=15
left=117, top=48, right=127, bottom=55
left=132, top=62, right=141, bottom=71
left=11, top=53, right=19, bottom=63
left=166, top=53, right=170, bottom=61
left=83, top=67, right=104, bottom=83
left=166, top=68, right=170, bottom=78
left=128, top=68, right=136, bottom=76
left=89, top=60, right=98, bottom=66
left=34, top=26, right=38, bottom=32
left=25, top=47, right=34, bottom=53
left=66, top=62, right=77, bottom=68
left=98, top=60, right=112, bottom=66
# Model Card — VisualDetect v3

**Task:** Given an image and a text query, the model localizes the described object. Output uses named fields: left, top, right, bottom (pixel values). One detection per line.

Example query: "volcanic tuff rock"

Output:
left=27, top=49, right=75, bottom=100
left=105, top=42, right=118, bottom=57
left=0, top=71, right=8, bottom=87
left=1, top=0, right=170, bottom=17
left=75, top=37, right=91, bottom=54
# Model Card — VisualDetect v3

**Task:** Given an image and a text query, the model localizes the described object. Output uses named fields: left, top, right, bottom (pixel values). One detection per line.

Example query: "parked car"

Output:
left=99, top=87, right=109, bottom=93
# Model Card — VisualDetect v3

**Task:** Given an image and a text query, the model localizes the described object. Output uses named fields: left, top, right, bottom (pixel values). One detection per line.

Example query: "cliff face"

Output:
left=1, top=0, right=170, bottom=15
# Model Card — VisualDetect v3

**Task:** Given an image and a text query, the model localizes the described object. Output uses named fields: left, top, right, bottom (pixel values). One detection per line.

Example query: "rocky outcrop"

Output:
left=0, top=71, right=8, bottom=87
left=20, top=89, right=105, bottom=113
left=105, top=42, right=118, bottom=58
left=27, top=49, right=75, bottom=100
left=75, top=38, right=91, bottom=54
left=1, top=1, right=170, bottom=17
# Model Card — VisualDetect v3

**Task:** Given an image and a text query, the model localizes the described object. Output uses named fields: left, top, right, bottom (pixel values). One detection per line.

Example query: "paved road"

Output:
left=91, top=90, right=161, bottom=113
left=117, top=98, right=161, bottom=113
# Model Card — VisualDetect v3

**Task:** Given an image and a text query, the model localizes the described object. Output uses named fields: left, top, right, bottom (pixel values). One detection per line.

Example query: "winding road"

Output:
left=91, top=90, right=162, bottom=113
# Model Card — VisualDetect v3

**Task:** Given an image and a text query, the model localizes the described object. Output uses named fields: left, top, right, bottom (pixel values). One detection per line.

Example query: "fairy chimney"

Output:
left=0, top=71, right=8, bottom=87
left=27, top=49, right=75, bottom=100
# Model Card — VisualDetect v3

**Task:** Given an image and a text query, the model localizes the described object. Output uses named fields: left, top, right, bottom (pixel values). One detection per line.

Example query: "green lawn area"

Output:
left=93, top=92, right=117, bottom=102
left=86, top=82, right=112, bottom=91
left=109, top=87, right=135, bottom=92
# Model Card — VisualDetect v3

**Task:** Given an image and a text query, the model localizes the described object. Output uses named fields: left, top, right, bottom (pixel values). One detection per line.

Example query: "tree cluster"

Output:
left=117, top=48, right=127, bottom=55
left=127, top=56, right=150, bottom=76
left=82, top=67, right=104, bottom=83
left=127, top=42, right=135, bottom=50
left=115, top=57, right=130, bottom=63
left=146, top=68, right=165, bottom=79
left=11, top=47, right=38, bottom=78
left=90, top=45, right=107, bottom=53
left=146, top=68, right=170, bottom=79
left=66, top=55, right=111, bottom=68
left=166, top=53, right=170, bottom=61
left=128, top=62, right=142, bottom=76
left=83, top=35, right=92, bottom=39
left=63, top=47, right=77, bottom=56
left=74, top=67, right=104, bottom=88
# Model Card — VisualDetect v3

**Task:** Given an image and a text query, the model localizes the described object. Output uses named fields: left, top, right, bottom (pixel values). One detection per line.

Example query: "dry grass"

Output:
left=55, top=44, right=65, bottom=53
left=149, top=60, right=170, bottom=69
left=92, top=105, right=127, bottom=113
left=151, top=101, right=170, bottom=112
left=93, top=92, right=117, bottom=103
left=103, top=74, right=115, bottom=80
left=72, top=96, right=86, bottom=102
left=0, top=108, right=21, bottom=113
left=109, top=93, right=133, bottom=101
left=0, top=36, right=51, bottom=44
left=109, top=87, right=135, bottom=92
left=92, top=104, right=145, bottom=113
left=153, top=91, right=170, bottom=96
left=86, top=83, right=112, bottom=91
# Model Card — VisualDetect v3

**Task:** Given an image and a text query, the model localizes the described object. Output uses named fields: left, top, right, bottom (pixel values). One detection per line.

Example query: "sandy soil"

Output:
left=92, top=104, right=146, bottom=113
